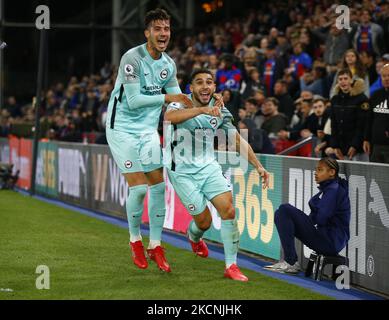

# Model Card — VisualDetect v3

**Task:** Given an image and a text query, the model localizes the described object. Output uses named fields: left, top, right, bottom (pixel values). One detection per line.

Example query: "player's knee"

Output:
left=197, top=219, right=211, bottom=231
left=222, top=204, right=235, bottom=220
left=278, top=203, right=293, bottom=215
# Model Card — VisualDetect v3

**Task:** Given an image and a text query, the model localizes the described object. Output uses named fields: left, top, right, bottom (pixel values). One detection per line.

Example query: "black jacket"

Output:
left=274, top=93, right=295, bottom=122
left=289, top=110, right=330, bottom=141
left=365, top=88, right=389, bottom=146
left=330, top=79, right=369, bottom=154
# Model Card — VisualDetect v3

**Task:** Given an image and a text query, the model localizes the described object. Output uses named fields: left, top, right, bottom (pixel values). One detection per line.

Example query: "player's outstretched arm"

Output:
left=235, top=131, right=270, bottom=189
left=165, top=106, right=220, bottom=124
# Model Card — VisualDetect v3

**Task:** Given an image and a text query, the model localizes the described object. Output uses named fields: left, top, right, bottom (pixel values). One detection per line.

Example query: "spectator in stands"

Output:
left=370, top=56, right=389, bottom=95
left=54, top=82, right=65, bottom=101
left=238, top=107, right=247, bottom=122
left=239, top=67, right=265, bottom=103
left=360, top=50, right=379, bottom=84
left=0, top=114, right=11, bottom=137
left=221, top=89, right=239, bottom=124
left=204, top=54, right=219, bottom=76
left=260, top=97, right=288, bottom=138
left=316, top=22, right=350, bottom=70
left=278, top=99, right=313, bottom=141
left=330, top=68, right=369, bottom=161
left=244, top=97, right=264, bottom=129
left=364, top=64, right=389, bottom=163
left=287, top=90, right=313, bottom=130
left=330, top=48, right=369, bottom=98
left=300, top=66, right=328, bottom=98
left=352, top=9, right=384, bottom=57
left=261, top=42, right=284, bottom=97
left=212, top=34, right=232, bottom=57
left=4, top=96, right=22, bottom=119
left=307, top=97, right=330, bottom=138
left=195, top=32, right=213, bottom=55
left=310, top=97, right=331, bottom=158
left=275, top=31, right=291, bottom=60
left=215, top=53, right=242, bottom=92
left=238, top=118, right=275, bottom=154
left=274, top=79, right=295, bottom=122
left=100, top=62, right=113, bottom=81
left=252, top=89, right=266, bottom=108
left=286, top=42, right=313, bottom=81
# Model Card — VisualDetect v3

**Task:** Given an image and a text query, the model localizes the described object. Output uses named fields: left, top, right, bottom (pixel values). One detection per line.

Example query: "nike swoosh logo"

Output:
left=156, top=214, right=165, bottom=218
left=144, top=73, right=150, bottom=76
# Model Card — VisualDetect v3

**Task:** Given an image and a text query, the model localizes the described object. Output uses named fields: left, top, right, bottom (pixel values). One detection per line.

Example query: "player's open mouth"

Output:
left=157, top=39, right=167, bottom=46
left=200, top=92, right=211, bottom=99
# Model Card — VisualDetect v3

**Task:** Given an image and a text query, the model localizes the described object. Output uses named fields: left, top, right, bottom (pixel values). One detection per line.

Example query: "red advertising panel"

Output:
left=8, top=137, right=32, bottom=190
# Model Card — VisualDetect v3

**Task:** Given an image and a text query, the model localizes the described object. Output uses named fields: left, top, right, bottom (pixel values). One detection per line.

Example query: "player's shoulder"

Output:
left=162, top=52, right=176, bottom=66
left=122, top=44, right=147, bottom=62
left=220, top=105, right=232, bottom=116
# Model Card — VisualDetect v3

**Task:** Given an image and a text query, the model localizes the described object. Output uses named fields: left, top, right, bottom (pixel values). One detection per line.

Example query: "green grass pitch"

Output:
left=0, top=190, right=331, bottom=300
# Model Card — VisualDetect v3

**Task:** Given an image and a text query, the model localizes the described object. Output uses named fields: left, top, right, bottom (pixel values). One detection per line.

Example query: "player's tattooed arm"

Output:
left=235, top=132, right=270, bottom=189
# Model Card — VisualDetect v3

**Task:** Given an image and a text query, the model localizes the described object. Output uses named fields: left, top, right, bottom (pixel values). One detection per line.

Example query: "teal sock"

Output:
left=188, top=220, right=205, bottom=243
left=126, top=184, right=148, bottom=240
left=148, top=182, right=166, bottom=241
left=221, top=219, right=239, bottom=266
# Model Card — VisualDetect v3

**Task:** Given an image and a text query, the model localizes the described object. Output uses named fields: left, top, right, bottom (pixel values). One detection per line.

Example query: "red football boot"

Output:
left=146, top=246, right=171, bottom=273
left=129, top=241, right=148, bottom=269
left=189, top=239, right=209, bottom=258
left=224, top=264, right=248, bottom=282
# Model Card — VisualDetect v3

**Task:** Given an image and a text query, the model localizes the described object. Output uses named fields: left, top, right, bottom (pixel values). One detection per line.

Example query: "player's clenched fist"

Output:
left=165, top=94, right=194, bottom=108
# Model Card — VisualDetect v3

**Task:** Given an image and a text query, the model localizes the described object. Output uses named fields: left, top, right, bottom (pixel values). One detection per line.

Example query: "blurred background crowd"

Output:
left=1, top=0, right=388, bottom=162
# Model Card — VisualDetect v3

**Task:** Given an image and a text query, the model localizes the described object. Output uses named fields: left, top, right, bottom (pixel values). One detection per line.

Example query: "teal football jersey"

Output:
left=164, top=96, right=236, bottom=173
left=106, top=43, right=181, bottom=134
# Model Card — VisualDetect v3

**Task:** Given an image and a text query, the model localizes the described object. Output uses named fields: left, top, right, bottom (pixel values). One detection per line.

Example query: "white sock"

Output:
left=148, top=240, right=161, bottom=249
left=130, top=234, right=142, bottom=243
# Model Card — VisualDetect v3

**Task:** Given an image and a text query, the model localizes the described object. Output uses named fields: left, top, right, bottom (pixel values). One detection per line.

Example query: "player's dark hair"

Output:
left=319, top=157, right=339, bottom=177
left=189, top=68, right=214, bottom=84
left=144, top=8, right=170, bottom=29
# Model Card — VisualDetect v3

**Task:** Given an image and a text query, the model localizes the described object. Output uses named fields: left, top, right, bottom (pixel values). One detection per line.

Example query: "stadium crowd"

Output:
left=1, top=0, right=389, bottom=162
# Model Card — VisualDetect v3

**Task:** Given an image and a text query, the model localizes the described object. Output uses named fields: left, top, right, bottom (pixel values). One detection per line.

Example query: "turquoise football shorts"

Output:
left=106, top=128, right=163, bottom=173
left=167, top=162, right=231, bottom=215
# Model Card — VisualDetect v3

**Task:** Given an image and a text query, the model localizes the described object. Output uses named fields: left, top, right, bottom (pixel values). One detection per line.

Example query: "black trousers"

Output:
left=274, top=204, right=338, bottom=265
left=371, top=144, right=389, bottom=164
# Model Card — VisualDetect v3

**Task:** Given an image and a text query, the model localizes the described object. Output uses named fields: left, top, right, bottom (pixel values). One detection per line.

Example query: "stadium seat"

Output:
left=305, top=252, right=349, bottom=281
